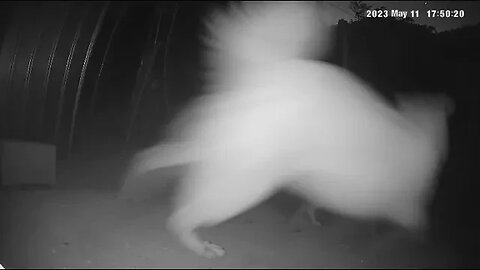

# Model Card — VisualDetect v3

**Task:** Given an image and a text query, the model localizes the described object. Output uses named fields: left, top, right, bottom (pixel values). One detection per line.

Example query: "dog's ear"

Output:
left=440, top=94, right=455, bottom=117
left=428, top=93, right=455, bottom=117
left=394, top=92, right=455, bottom=117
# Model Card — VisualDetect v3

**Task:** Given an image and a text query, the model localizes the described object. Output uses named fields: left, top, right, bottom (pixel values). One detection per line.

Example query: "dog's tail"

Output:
left=124, top=2, right=335, bottom=180
left=202, top=1, right=334, bottom=87
left=124, top=142, right=201, bottom=179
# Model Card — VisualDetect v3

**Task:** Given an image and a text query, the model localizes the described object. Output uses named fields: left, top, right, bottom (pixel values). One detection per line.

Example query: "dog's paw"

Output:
left=311, top=218, right=322, bottom=226
left=200, top=241, right=226, bottom=259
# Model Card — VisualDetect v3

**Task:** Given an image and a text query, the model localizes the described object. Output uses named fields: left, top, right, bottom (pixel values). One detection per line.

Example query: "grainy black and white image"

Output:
left=0, top=1, right=479, bottom=268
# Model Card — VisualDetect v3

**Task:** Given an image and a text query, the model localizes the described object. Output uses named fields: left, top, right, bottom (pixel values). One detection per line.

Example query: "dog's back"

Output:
left=124, top=2, right=453, bottom=258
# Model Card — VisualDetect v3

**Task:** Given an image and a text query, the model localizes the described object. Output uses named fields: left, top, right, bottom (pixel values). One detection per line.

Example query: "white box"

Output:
left=1, top=140, right=56, bottom=186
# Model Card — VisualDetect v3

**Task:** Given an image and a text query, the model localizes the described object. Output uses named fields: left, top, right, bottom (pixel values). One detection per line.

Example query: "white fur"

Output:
left=124, top=2, right=453, bottom=258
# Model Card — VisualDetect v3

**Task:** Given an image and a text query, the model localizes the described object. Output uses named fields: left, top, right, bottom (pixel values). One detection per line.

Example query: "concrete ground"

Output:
left=0, top=151, right=459, bottom=268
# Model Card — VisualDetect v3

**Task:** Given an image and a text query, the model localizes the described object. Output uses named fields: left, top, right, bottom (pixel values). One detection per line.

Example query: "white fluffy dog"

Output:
left=124, top=2, right=453, bottom=258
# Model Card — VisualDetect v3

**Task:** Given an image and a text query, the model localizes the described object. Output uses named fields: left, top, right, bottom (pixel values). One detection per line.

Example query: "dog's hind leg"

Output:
left=166, top=164, right=279, bottom=258
left=305, top=203, right=322, bottom=226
